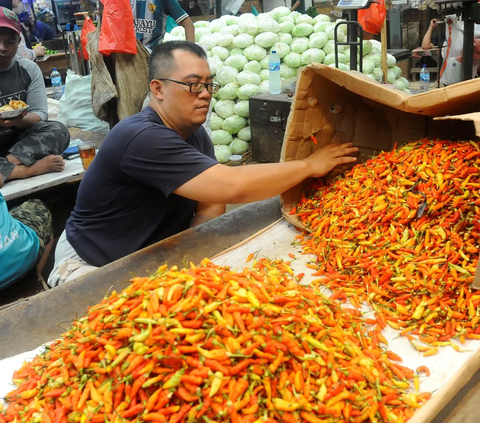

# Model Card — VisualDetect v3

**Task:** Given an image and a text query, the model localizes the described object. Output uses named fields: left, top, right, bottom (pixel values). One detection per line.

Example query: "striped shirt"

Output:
left=131, top=0, right=188, bottom=48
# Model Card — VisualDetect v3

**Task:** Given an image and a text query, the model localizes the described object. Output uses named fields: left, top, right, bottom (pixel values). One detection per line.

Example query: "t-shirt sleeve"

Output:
left=162, top=0, right=188, bottom=23
left=120, top=127, right=218, bottom=197
left=24, top=61, right=48, bottom=121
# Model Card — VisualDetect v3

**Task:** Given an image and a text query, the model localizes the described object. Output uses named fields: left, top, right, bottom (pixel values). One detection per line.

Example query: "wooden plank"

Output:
left=381, top=21, right=388, bottom=83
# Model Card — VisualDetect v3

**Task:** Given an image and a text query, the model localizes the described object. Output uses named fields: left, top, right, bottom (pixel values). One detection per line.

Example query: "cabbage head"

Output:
left=237, top=71, right=261, bottom=86
left=221, top=15, right=239, bottom=26
left=260, top=56, right=270, bottom=69
left=234, top=100, right=250, bottom=117
left=362, top=40, right=372, bottom=56
left=215, top=66, right=239, bottom=85
left=366, top=74, right=376, bottom=81
left=216, top=33, right=234, bottom=47
left=362, top=58, right=375, bottom=75
left=314, top=14, right=331, bottom=23
left=211, top=98, right=217, bottom=110
left=309, top=32, right=328, bottom=49
left=218, top=82, right=239, bottom=100
left=222, top=115, right=247, bottom=134
left=209, top=112, right=224, bottom=131
left=393, top=79, right=407, bottom=90
left=244, top=44, right=267, bottom=61
left=372, top=67, right=383, bottom=81
left=211, top=129, right=233, bottom=145
left=194, top=20, right=208, bottom=28
left=279, top=16, right=294, bottom=24
left=314, top=22, right=332, bottom=33
left=259, top=80, right=270, bottom=93
left=387, top=69, right=396, bottom=84
left=214, top=99, right=236, bottom=119
left=295, top=15, right=314, bottom=25
left=233, top=33, right=254, bottom=48
left=208, top=56, right=224, bottom=75
left=239, top=13, right=256, bottom=21
left=323, top=52, right=345, bottom=66
left=323, top=40, right=345, bottom=55
left=230, top=138, right=250, bottom=154
left=270, top=42, right=290, bottom=58
left=259, top=19, right=280, bottom=33
left=237, top=126, right=251, bottom=141
left=221, top=25, right=240, bottom=36
left=199, top=34, right=218, bottom=50
left=169, top=27, right=183, bottom=37
left=259, top=69, right=269, bottom=80
left=225, top=54, right=248, bottom=70
left=255, top=32, right=279, bottom=48
left=398, top=76, right=409, bottom=88
left=387, top=53, right=396, bottom=67
left=209, top=20, right=227, bottom=33
left=283, top=52, right=302, bottom=68
left=214, top=145, right=232, bottom=163
left=195, top=27, right=210, bottom=42
left=278, top=33, right=292, bottom=45
left=237, top=84, right=261, bottom=100
left=229, top=47, right=244, bottom=56
left=244, top=60, right=261, bottom=73
left=392, top=66, right=402, bottom=78
left=292, top=23, right=314, bottom=37
left=211, top=46, right=230, bottom=61
left=368, top=53, right=382, bottom=66
left=289, top=11, right=301, bottom=23
left=239, top=19, right=259, bottom=35
left=271, top=6, right=291, bottom=19
left=327, top=28, right=344, bottom=42
left=301, top=48, right=325, bottom=65
left=279, top=21, right=294, bottom=33
left=280, top=63, right=297, bottom=78
left=290, top=37, right=309, bottom=53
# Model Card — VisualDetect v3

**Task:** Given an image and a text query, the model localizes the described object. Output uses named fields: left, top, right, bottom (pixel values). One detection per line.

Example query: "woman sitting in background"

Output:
left=19, top=13, right=55, bottom=43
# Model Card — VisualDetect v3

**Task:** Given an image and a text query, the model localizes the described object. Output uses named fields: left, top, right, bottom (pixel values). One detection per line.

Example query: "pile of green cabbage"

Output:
left=165, top=7, right=410, bottom=163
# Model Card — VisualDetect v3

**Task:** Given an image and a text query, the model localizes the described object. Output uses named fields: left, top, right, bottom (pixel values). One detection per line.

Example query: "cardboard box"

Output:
left=280, top=64, right=480, bottom=229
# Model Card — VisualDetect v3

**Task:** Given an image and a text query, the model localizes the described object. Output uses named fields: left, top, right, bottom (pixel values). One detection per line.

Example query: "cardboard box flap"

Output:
left=434, top=112, right=480, bottom=137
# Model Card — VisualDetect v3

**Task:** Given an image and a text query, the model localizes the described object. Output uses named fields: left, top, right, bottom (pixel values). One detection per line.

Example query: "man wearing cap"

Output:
left=0, top=6, right=70, bottom=182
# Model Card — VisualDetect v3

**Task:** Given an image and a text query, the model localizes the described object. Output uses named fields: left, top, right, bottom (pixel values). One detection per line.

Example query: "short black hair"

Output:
left=148, top=41, right=207, bottom=82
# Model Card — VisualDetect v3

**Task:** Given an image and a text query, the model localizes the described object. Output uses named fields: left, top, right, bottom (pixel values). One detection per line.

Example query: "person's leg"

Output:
left=10, top=199, right=54, bottom=273
left=5, top=121, right=71, bottom=181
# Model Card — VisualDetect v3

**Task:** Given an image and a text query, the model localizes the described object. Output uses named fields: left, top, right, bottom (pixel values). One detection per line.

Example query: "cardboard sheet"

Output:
left=2, top=220, right=480, bottom=422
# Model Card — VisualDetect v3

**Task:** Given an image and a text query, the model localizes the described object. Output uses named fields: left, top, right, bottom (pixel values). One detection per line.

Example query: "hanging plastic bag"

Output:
left=80, top=16, right=96, bottom=60
left=358, top=0, right=386, bottom=35
left=98, top=0, right=137, bottom=55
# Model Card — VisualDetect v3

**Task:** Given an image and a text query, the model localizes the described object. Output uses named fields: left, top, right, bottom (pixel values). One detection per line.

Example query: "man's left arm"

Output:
left=190, top=202, right=226, bottom=227
left=179, top=17, right=195, bottom=43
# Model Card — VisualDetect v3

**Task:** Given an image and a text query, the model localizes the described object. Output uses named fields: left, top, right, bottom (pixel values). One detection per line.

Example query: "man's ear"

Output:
left=150, top=79, right=166, bottom=101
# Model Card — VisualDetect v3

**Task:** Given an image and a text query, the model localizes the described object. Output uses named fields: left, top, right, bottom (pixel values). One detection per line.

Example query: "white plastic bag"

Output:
left=57, top=71, right=110, bottom=134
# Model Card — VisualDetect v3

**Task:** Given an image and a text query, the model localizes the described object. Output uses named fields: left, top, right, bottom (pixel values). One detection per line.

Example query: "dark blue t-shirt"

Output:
left=66, top=107, right=217, bottom=267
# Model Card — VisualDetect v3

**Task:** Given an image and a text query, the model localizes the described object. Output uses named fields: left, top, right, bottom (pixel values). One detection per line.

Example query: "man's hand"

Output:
left=0, top=110, right=28, bottom=128
left=430, top=19, right=439, bottom=28
left=33, top=44, right=46, bottom=58
left=301, top=143, right=358, bottom=178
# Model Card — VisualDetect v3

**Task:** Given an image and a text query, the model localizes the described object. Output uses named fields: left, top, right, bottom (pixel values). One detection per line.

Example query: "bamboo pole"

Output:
left=381, top=20, right=388, bottom=83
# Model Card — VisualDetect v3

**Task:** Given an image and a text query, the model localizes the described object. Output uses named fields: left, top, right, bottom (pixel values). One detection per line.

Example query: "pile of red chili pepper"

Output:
left=2, top=258, right=430, bottom=423
left=293, top=139, right=480, bottom=355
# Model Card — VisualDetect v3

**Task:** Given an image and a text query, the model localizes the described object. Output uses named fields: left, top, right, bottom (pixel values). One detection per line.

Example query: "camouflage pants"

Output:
left=10, top=199, right=53, bottom=262
left=0, top=121, right=70, bottom=180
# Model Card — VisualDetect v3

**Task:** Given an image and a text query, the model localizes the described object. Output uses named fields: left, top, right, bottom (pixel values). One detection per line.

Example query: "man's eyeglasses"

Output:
left=156, top=78, right=221, bottom=94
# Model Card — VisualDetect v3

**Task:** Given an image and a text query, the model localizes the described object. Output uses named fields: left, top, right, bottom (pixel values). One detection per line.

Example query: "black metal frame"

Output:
left=334, top=12, right=363, bottom=72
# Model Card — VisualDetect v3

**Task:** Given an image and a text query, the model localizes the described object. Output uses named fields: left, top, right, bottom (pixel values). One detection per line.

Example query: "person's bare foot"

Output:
left=6, top=155, right=65, bottom=181
left=29, top=155, right=65, bottom=176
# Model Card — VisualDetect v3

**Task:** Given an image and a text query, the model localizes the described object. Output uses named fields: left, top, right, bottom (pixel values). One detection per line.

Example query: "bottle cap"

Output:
left=53, top=67, right=57, bottom=70
left=423, top=64, right=427, bottom=67
left=272, top=50, right=276, bottom=54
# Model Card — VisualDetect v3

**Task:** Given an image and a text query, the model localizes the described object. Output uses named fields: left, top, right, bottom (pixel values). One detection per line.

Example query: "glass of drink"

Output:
left=77, top=141, right=96, bottom=170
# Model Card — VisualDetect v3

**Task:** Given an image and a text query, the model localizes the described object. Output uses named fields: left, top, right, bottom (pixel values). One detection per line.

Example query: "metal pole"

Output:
left=349, top=9, right=358, bottom=71
left=462, top=2, right=474, bottom=80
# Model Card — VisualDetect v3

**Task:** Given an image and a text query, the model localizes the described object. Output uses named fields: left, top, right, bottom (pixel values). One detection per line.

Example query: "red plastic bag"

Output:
left=98, top=0, right=137, bottom=55
left=358, top=0, right=386, bottom=35
left=80, top=16, right=96, bottom=60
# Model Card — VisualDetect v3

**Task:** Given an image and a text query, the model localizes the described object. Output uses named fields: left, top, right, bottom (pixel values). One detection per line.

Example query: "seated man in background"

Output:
left=0, top=175, right=54, bottom=290
left=0, top=7, right=70, bottom=182
left=48, top=41, right=358, bottom=287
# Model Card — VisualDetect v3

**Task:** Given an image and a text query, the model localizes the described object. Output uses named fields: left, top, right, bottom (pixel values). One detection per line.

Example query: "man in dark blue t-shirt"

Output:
left=48, top=41, right=358, bottom=287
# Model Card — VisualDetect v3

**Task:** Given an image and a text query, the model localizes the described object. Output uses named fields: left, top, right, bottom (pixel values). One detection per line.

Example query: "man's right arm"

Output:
left=174, top=143, right=358, bottom=204
left=422, top=19, right=437, bottom=49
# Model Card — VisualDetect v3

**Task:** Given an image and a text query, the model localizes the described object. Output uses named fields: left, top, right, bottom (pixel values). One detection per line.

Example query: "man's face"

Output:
left=0, top=28, right=20, bottom=68
left=159, top=50, right=213, bottom=129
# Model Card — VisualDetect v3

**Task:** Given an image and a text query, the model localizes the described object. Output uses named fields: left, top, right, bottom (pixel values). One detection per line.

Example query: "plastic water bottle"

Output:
left=420, top=64, right=430, bottom=93
left=51, top=68, right=63, bottom=100
left=269, top=51, right=281, bottom=95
